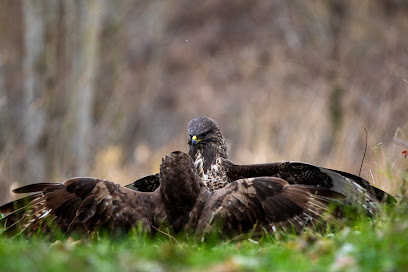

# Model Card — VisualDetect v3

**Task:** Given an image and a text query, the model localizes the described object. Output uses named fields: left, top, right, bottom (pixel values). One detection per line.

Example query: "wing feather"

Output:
left=1, top=178, right=154, bottom=237
left=197, top=177, right=344, bottom=236
left=0, top=194, right=42, bottom=213
left=12, top=183, right=60, bottom=194
left=125, top=174, right=160, bottom=192
left=223, top=160, right=394, bottom=215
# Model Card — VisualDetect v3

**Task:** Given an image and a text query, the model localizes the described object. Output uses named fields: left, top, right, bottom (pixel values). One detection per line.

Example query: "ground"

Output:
left=1, top=203, right=407, bottom=272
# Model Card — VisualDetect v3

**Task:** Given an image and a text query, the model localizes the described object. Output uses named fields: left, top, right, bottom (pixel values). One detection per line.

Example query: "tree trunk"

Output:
left=67, top=0, right=104, bottom=176
left=22, top=0, right=46, bottom=184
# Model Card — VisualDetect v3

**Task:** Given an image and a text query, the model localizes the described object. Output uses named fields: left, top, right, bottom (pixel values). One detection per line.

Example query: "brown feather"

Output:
left=0, top=193, right=42, bottom=213
left=1, top=177, right=155, bottom=237
left=13, top=183, right=60, bottom=193
left=195, top=176, right=342, bottom=236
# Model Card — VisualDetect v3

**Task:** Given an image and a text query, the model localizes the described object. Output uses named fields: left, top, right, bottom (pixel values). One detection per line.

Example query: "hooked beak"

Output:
left=191, top=135, right=201, bottom=146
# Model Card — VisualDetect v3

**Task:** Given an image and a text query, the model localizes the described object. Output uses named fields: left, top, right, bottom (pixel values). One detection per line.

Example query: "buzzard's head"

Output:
left=187, top=116, right=228, bottom=165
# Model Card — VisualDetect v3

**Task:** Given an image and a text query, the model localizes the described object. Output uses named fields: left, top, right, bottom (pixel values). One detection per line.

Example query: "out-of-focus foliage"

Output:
left=0, top=0, right=407, bottom=202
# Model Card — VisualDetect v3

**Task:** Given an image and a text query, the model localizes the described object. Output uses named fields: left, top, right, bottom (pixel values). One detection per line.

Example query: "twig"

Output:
left=393, top=137, right=408, bottom=149
left=223, top=233, right=245, bottom=245
left=359, top=128, right=368, bottom=177
left=151, top=225, right=179, bottom=245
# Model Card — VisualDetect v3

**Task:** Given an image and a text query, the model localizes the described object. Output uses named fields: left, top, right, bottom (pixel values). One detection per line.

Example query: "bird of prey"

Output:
left=0, top=151, right=343, bottom=238
left=126, top=116, right=395, bottom=215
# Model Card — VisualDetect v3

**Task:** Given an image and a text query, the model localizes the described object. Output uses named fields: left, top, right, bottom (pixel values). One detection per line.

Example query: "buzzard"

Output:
left=0, top=151, right=343, bottom=238
left=126, top=116, right=394, bottom=215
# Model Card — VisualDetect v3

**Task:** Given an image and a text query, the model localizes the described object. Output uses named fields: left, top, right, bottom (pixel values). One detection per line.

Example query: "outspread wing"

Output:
left=222, top=160, right=395, bottom=215
left=197, top=177, right=344, bottom=236
left=0, top=178, right=153, bottom=237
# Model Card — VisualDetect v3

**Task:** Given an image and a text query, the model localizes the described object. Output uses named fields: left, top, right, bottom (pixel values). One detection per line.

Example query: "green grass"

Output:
left=1, top=203, right=408, bottom=272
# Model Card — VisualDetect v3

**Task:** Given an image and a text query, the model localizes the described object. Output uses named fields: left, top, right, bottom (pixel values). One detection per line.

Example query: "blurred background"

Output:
left=0, top=0, right=407, bottom=202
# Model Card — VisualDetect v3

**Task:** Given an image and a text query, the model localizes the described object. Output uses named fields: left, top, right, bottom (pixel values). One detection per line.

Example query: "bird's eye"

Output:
left=200, top=132, right=207, bottom=137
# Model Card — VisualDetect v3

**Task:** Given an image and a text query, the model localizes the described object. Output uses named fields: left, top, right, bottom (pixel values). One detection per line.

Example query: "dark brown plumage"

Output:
left=0, top=178, right=155, bottom=237
left=0, top=117, right=395, bottom=238
left=126, top=116, right=395, bottom=215
left=0, top=151, right=344, bottom=238
left=150, top=151, right=345, bottom=236
left=197, top=177, right=343, bottom=236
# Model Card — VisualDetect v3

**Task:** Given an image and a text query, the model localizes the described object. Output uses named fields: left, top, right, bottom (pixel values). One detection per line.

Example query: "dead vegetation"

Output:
left=0, top=0, right=407, bottom=202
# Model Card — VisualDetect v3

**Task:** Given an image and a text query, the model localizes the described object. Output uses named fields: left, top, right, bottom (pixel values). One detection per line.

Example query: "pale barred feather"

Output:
left=3, top=198, right=47, bottom=232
